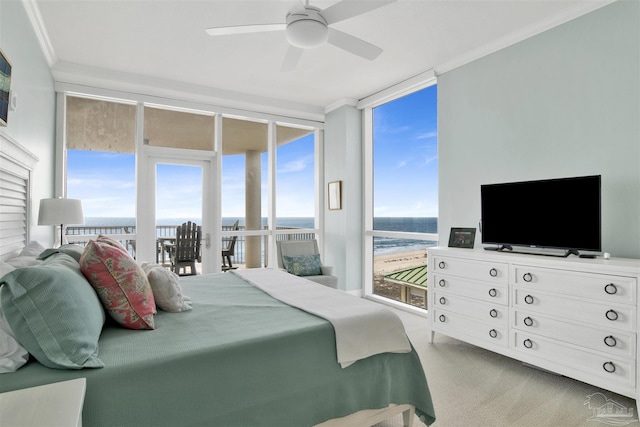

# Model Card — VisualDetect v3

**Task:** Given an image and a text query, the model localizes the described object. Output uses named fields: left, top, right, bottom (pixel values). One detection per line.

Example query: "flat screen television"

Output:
left=480, top=175, right=601, bottom=255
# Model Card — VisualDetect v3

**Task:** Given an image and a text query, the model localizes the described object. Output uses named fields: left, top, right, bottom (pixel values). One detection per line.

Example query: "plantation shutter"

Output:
left=0, top=132, right=38, bottom=260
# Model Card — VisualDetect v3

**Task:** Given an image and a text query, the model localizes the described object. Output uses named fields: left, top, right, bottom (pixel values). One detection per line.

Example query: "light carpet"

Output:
left=373, top=307, right=640, bottom=427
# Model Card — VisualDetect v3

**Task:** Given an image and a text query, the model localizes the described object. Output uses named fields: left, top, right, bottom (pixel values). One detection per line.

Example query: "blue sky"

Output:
left=68, top=85, right=437, bottom=219
left=373, top=85, right=438, bottom=217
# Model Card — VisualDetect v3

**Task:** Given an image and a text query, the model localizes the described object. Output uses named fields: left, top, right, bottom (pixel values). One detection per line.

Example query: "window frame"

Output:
left=55, top=86, right=324, bottom=271
left=361, top=76, right=438, bottom=315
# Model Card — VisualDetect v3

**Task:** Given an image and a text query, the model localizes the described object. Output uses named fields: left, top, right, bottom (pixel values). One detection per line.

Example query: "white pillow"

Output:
left=0, top=262, right=15, bottom=279
left=19, top=241, right=45, bottom=258
left=141, top=263, right=192, bottom=312
left=0, top=305, right=29, bottom=373
left=6, top=256, right=42, bottom=268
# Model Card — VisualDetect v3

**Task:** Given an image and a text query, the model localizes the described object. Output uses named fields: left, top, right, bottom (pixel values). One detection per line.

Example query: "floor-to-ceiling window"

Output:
left=65, top=95, right=138, bottom=253
left=365, top=84, right=438, bottom=310
left=143, top=105, right=214, bottom=270
left=61, top=90, right=321, bottom=272
left=220, top=117, right=268, bottom=268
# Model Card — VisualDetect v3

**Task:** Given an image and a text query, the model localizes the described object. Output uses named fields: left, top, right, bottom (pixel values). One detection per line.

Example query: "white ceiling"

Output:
left=30, top=0, right=613, bottom=119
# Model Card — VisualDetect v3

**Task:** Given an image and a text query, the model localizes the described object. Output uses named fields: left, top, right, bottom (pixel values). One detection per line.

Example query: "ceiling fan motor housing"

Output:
left=286, top=7, right=328, bottom=49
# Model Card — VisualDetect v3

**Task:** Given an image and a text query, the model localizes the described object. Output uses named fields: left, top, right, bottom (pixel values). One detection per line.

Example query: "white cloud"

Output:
left=277, top=155, right=312, bottom=174
left=415, top=131, right=437, bottom=140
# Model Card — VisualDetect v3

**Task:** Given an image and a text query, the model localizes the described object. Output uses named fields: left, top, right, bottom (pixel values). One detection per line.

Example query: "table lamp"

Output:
left=38, top=197, right=84, bottom=246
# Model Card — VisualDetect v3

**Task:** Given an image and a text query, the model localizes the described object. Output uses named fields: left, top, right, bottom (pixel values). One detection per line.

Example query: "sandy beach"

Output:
left=373, top=249, right=428, bottom=308
left=373, top=249, right=427, bottom=275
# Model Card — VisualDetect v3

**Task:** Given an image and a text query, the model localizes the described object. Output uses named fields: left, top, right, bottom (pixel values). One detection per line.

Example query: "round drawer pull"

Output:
left=439, top=279, right=446, bottom=287
left=489, top=329, right=498, bottom=338
left=523, top=339, right=533, bottom=349
left=604, top=283, right=618, bottom=295
left=489, top=268, right=498, bottom=277
left=524, top=317, right=534, bottom=327
left=488, top=288, right=497, bottom=297
left=524, top=295, right=534, bottom=304
left=523, top=272, right=533, bottom=282
left=604, top=335, right=617, bottom=347
left=489, top=309, right=498, bottom=318
left=603, top=361, right=616, bottom=373
left=438, top=261, right=446, bottom=269
left=605, top=310, right=619, bottom=321
left=439, top=297, right=446, bottom=305
left=438, top=314, right=446, bottom=322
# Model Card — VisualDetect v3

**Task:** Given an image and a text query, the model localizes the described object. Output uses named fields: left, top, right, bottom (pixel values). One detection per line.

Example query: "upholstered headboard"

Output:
left=0, top=131, right=38, bottom=261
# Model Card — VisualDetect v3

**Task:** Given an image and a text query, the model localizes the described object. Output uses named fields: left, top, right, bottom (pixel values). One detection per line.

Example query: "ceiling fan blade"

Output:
left=205, top=23, right=285, bottom=37
left=281, top=46, right=304, bottom=72
left=322, top=0, right=397, bottom=25
left=327, top=28, right=382, bottom=60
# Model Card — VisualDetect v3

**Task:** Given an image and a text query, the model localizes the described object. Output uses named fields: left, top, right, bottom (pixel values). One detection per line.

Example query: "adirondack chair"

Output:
left=167, top=221, right=202, bottom=276
left=222, top=220, right=239, bottom=271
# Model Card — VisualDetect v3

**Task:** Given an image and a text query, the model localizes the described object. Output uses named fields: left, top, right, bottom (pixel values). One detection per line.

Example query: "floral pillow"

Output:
left=282, top=254, right=323, bottom=277
left=80, top=237, right=156, bottom=330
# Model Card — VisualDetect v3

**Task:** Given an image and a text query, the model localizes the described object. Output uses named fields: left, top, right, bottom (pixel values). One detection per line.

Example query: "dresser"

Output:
left=427, top=247, right=640, bottom=402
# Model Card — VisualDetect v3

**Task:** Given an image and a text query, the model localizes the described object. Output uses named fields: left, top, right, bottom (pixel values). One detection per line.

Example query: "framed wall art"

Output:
left=328, top=180, right=342, bottom=210
left=0, top=49, right=11, bottom=127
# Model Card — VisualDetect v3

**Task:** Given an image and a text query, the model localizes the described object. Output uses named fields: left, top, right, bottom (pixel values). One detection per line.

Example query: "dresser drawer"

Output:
left=512, top=331, right=635, bottom=387
left=513, top=288, right=636, bottom=332
left=433, top=309, right=508, bottom=347
left=433, top=256, right=508, bottom=285
left=432, top=274, right=508, bottom=305
left=512, top=309, right=636, bottom=359
left=433, top=292, right=507, bottom=325
left=513, top=265, right=637, bottom=305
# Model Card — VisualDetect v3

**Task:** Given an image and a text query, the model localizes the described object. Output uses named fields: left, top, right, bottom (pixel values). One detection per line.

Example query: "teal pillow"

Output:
left=283, top=254, right=322, bottom=276
left=0, top=253, right=105, bottom=369
left=38, top=244, right=85, bottom=263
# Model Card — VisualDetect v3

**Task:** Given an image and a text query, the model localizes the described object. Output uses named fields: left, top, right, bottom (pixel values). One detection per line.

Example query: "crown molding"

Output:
left=353, top=0, right=616, bottom=107
left=52, top=61, right=326, bottom=123
left=325, top=98, right=358, bottom=114
left=21, top=0, right=56, bottom=66
left=357, top=69, right=436, bottom=110
left=434, top=0, right=618, bottom=75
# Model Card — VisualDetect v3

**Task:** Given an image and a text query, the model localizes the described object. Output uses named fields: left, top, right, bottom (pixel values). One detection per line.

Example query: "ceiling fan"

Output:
left=205, top=0, right=397, bottom=71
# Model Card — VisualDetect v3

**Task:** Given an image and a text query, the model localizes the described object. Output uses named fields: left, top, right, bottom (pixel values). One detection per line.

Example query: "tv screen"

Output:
left=481, top=175, right=601, bottom=253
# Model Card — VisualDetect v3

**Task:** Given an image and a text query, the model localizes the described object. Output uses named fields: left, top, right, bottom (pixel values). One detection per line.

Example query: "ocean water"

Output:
left=373, top=217, right=438, bottom=255
left=82, top=217, right=438, bottom=255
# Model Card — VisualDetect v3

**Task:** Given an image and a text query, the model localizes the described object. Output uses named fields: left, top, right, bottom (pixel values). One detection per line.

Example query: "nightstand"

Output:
left=0, top=378, right=86, bottom=427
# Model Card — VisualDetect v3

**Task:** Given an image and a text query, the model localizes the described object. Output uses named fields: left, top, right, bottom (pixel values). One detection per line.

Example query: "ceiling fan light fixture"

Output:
left=286, top=8, right=328, bottom=49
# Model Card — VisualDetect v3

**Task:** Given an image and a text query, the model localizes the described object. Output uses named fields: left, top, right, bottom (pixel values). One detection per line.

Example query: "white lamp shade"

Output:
left=38, top=198, right=85, bottom=226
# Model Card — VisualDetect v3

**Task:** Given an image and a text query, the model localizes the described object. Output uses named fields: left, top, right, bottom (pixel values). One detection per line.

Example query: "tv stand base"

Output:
left=484, top=246, right=582, bottom=258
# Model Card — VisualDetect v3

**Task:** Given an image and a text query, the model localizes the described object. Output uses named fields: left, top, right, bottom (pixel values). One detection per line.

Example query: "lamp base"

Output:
left=58, top=224, right=64, bottom=248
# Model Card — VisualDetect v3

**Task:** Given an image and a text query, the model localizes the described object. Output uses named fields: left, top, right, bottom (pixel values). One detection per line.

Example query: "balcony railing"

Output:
left=66, top=224, right=316, bottom=267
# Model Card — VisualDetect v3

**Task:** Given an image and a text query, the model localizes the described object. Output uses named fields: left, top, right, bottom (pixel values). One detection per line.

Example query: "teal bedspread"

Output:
left=0, top=273, right=435, bottom=426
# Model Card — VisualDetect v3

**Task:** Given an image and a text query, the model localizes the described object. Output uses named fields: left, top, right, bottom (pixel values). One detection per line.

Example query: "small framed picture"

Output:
left=0, top=49, right=11, bottom=127
left=328, top=180, right=342, bottom=210
left=448, top=227, right=476, bottom=249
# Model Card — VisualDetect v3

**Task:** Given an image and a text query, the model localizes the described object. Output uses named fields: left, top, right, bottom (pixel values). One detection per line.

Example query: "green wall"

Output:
left=1, top=0, right=57, bottom=246
left=438, top=0, right=640, bottom=257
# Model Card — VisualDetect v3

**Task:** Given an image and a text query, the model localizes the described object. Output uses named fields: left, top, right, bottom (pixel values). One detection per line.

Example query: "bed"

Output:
left=0, top=135, right=435, bottom=426
left=1, top=267, right=435, bottom=426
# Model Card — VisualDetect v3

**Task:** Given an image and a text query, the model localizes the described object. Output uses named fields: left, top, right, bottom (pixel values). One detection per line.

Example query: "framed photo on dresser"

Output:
left=448, top=227, right=476, bottom=249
